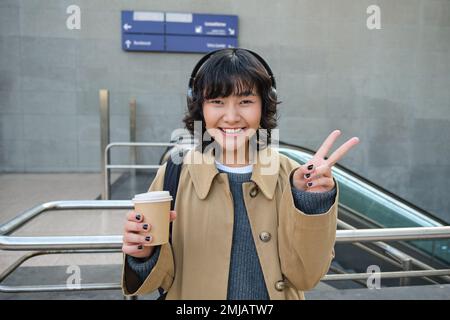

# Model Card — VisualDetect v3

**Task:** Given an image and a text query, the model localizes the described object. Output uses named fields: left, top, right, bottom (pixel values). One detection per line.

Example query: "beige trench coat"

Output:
left=122, top=147, right=338, bottom=300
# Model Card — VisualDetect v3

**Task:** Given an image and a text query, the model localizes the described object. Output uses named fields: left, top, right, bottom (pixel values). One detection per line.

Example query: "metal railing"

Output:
left=323, top=269, right=450, bottom=282
left=1, top=199, right=450, bottom=295
left=337, top=213, right=450, bottom=285
left=0, top=201, right=130, bottom=295
left=102, top=135, right=195, bottom=200
left=99, top=89, right=110, bottom=201
left=103, top=142, right=179, bottom=200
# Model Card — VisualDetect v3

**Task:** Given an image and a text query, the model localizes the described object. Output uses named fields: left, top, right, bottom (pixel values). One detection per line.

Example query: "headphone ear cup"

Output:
left=270, top=87, right=277, bottom=101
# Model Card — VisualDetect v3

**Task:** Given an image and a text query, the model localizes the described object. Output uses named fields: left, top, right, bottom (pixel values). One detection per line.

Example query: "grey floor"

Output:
left=0, top=264, right=157, bottom=300
left=0, top=172, right=126, bottom=275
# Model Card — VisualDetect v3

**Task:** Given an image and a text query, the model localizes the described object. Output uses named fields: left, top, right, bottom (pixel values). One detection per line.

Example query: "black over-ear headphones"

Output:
left=186, top=48, right=277, bottom=105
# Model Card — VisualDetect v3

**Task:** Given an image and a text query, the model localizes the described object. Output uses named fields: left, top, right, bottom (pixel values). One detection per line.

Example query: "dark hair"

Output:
left=182, top=48, right=280, bottom=152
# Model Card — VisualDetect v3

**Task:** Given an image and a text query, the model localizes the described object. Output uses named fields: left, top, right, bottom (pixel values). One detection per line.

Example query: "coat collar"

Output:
left=186, top=146, right=280, bottom=200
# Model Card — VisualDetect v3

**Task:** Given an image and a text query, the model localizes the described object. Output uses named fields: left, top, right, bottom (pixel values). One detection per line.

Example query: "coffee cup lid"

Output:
left=132, top=191, right=172, bottom=203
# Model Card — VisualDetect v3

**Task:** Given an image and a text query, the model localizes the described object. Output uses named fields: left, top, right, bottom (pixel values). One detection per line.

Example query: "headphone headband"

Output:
left=188, top=48, right=276, bottom=92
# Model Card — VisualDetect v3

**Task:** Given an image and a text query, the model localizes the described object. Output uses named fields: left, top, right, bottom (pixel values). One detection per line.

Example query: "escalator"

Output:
left=277, top=141, right=450, bottom=289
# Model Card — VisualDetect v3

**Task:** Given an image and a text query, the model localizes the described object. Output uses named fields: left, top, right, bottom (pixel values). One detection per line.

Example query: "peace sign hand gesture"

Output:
left=292, top=130, right=360, bottom=193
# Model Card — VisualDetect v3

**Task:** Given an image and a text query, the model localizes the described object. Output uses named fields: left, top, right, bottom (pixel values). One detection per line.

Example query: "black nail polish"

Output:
left=137, top=245, right=143, bottom=250
left=307, top=182, right=313, bottom=187
left=305, top=173, right=311, bottom=179
left=135, top=214, right=141, bottom=221
left=307, top=164, right=314, bottom=170
left=145, top=236, right=151, bottom=242
left=143, top=224, right=149, bottom=230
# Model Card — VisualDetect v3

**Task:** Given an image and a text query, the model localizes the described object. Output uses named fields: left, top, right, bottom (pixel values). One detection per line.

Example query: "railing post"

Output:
left=400, top=258, right=412, bottom=286
left=100, top=89, right=110, bottom=200
left=129, top=98, right=137, bottom=181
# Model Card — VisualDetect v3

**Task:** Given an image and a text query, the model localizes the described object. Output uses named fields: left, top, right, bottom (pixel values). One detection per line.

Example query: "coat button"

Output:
left=275, top=280, right=286, bottom=291
left=249, top=185, right=259, bottom=198
left=259, top=231, right=271, bottom=242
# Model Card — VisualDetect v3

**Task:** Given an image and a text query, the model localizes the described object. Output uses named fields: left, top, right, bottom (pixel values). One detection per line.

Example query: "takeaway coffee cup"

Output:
left=132, top=191, right=173, bottom=246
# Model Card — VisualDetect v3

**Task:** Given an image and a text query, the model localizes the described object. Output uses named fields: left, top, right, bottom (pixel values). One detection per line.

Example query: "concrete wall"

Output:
left=1, top=0, right=449, bottom=220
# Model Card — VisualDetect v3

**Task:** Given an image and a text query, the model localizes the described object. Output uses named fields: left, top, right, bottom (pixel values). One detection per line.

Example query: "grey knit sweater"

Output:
left=127, top=168, right=337, bottom=299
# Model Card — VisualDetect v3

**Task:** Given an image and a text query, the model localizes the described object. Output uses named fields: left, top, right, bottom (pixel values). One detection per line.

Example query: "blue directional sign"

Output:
left=121, top=10, right=238, bottom=53
left=121, top=11, right=164, bottom=34
left=122, top=34, right=164, bottom=52
left=165, top=13, right=238, bottom=37
left=166, top=35, right=237, bottom=53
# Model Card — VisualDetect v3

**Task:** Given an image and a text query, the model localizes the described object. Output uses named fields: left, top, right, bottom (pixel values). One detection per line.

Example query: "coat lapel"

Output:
left=186, top=146, right=280, bottom=200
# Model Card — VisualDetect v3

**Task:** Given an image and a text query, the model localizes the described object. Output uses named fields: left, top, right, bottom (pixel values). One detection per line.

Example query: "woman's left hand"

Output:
left=292, top=130, right=360, bottom=193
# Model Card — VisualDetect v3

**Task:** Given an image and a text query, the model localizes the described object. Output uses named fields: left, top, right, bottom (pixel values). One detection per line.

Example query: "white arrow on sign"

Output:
left=125, top=40, right=131, bottom=49
left=228, top=28, right=235, bottom=36
left=123, top=23, right=132, bottom=31
left=195, top=25, right=203, bottom=34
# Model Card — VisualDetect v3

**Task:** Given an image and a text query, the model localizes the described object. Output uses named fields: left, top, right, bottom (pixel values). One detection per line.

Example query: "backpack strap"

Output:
left=157, top=150, right=185, bottom=299
left=163, top=155, right=183, bottom=212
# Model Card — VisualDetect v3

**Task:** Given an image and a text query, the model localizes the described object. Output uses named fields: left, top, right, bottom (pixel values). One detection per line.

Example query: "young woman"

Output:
left=121, top=48, right=360, bottom=300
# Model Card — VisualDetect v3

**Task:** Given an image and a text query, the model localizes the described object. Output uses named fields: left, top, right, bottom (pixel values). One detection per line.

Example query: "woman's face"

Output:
left=202, top=92, right=262, bottom=154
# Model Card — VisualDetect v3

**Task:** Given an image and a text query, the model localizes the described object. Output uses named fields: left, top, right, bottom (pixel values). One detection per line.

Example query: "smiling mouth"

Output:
left=219, top=127, right=247, bottom=135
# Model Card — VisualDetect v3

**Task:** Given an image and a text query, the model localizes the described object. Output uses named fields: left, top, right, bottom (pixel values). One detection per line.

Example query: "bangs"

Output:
left=203, top=74, right=258, bottom=99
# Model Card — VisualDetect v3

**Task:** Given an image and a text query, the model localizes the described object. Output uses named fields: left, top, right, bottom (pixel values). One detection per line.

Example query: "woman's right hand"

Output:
left=122, top=210, right=177, bottom=259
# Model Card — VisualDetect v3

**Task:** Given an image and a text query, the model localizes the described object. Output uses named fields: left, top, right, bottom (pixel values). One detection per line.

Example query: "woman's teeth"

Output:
left=221, top=128, right=245, bottom=134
